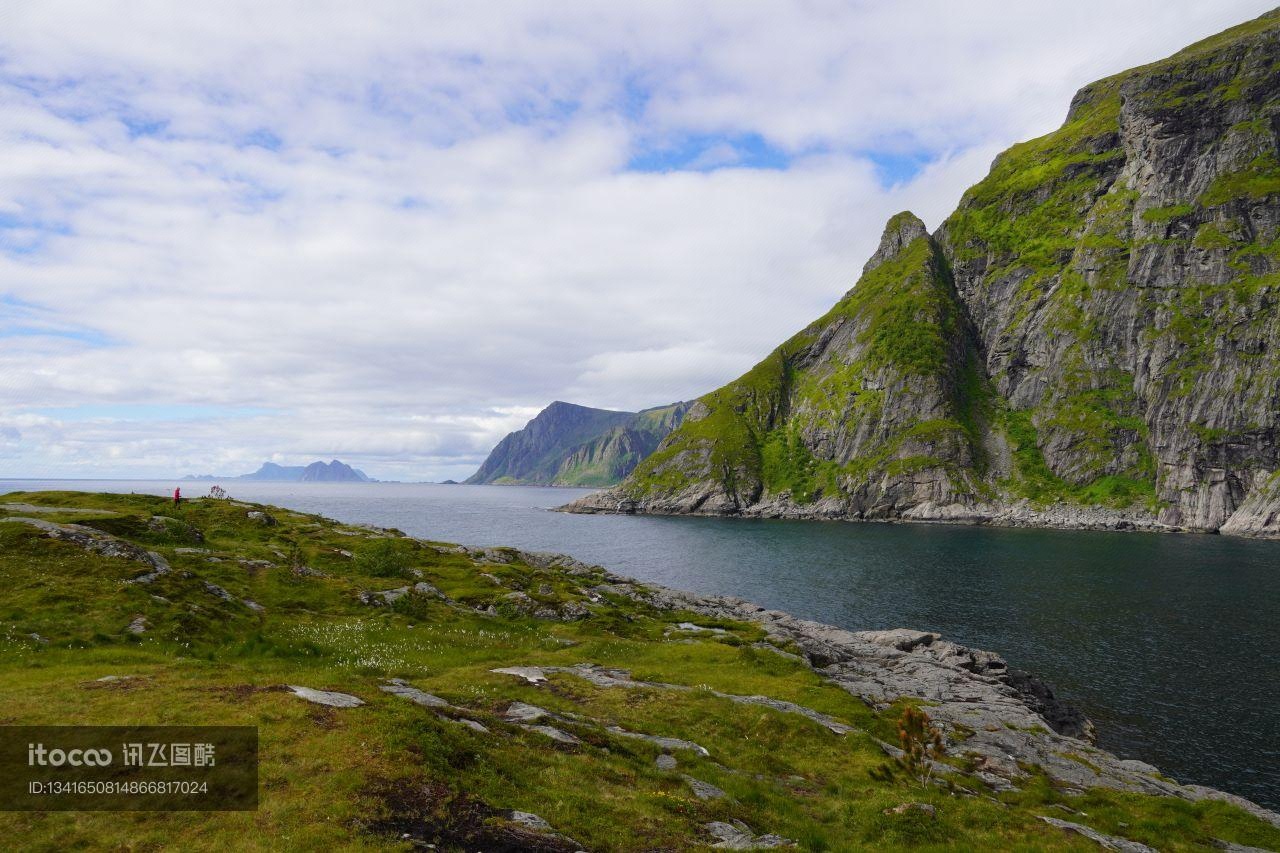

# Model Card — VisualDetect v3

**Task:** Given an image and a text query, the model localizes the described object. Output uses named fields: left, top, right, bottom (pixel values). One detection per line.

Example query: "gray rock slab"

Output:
left=606, top=726, right=709, bottom=756
left=674, top=621, right=728, bottom=634
left=524, top=724, right=580, bottom=744
left=503, top=701, right=551, bottom=723
left=449, top=717, right=490, bottom=734
left=534, top=662, right=853, bottom=735
left=286, top=685, right=365, bottom=708
left=202, top=581, right=235, bottom=602
left=380, top=679, right=449, bottom=708
left=705, top=820, right=795, bottom=849
left=1183, top=786, right=1280, bottom=830
left=3, top=516, right=170, bottom=581
left=1039, top=817, right=1158, bottom=852
left=684, top=775, right=727, bottom=800
left=491, top=666, right=548, bottom=684
left=508, top=810, right=553, bottom=831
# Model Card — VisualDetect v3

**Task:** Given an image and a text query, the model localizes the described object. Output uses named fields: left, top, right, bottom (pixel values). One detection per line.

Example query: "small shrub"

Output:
left=353, top=539, right=412, bottom=578
left=871, top=706, right=947, bottom=787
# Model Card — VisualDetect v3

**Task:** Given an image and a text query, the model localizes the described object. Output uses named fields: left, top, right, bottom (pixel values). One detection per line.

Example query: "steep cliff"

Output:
left=567, top=11, right=1280, bottom=537
left=467, top=401, right=692, bottom=486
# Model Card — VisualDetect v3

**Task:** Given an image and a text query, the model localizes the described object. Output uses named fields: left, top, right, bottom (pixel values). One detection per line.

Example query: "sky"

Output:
left=1, top=1, right=1273, bottom=481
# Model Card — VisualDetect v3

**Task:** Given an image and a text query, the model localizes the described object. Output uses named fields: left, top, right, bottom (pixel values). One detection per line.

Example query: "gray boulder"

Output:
left=285, top=686, right=365, bottom=708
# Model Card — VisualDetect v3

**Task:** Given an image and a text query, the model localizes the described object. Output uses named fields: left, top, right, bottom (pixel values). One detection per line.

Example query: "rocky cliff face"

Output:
left=567, top=11, right=1280, bottom=537
left=467, top=401, right=692, bottom=486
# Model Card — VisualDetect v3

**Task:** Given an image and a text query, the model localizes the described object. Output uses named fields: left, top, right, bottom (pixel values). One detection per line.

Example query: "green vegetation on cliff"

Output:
left=468, top=401, right=691, bottom=487
left=622, top=214, right=984, bottom=514
left=585, top=9, right=1280, bottom=534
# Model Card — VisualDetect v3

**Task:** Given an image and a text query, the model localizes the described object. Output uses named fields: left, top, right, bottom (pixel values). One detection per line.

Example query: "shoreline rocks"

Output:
left=529, top=554, right=1280, bottom=827
left=560, top=493, right=1213, bottom=537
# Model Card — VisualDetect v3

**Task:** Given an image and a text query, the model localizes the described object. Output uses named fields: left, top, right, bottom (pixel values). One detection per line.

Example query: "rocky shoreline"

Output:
left=560, top=490, right=1280, bottom=538
left=494, top=544, right=1280, bottom=831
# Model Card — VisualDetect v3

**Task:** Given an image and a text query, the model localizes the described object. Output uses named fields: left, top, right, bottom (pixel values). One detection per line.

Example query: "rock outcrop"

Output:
left=3, top=516, right=171, bottom=581
left=586, top=566, right=1280, bottom=826
left=566, top=11, right=1280, bottom=538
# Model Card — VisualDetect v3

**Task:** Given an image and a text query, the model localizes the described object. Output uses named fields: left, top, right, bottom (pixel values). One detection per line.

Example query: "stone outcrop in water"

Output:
left=566, top=11, right=1280, bottom=538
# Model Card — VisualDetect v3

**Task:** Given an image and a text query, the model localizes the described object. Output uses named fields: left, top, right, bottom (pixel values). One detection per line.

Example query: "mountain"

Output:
left=298, top=459, right=371, bottom=482
left=238, top=462, right=307, bottom=481
left=466, top=400, right=693, bottom=486
left=568, top=11, right=1280, bottom=538
left=184, top=459, right=372, bottom=482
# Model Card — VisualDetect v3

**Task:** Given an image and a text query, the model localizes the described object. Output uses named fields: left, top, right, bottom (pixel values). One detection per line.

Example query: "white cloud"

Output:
left=0, top=0, right=1273, bottom=478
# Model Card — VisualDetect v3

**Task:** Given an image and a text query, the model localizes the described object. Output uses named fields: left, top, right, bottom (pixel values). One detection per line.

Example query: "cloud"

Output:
left=0, top=0, right=1273, bottom=478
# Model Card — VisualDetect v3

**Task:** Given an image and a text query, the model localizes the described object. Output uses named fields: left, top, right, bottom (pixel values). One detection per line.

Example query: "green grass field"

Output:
left=1, top=491, right=1275, bottom=851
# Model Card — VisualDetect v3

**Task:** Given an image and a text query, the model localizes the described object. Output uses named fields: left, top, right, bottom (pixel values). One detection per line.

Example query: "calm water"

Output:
left=4, top=479, right=1278, bottom=808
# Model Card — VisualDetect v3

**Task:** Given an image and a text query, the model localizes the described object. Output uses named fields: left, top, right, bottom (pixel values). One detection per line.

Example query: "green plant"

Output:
left=872, top=706, right=947, bottom=787
left=1140, top=203, right=1194, bottom=223
left=353, top=539, right=412, bottom=578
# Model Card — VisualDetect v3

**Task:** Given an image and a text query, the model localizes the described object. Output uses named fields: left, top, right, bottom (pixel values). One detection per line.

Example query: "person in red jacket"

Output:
left=173, top=487, right=181, bottom=506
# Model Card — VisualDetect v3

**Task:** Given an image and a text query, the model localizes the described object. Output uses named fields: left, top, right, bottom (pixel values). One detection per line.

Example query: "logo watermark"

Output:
left=1, top=726, right=257, bottom=810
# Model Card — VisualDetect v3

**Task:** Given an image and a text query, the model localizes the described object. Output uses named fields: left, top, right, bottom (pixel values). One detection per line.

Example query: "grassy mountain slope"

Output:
left=571, top=9, right=1280, bottom=535
left=599, top=213, right=987, bottom=517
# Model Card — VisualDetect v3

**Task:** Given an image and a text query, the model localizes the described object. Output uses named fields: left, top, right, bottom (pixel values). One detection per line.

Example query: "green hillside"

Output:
left=572, top=9, right=1280, bottom=537
left=2, top=491, right=1277, bottom=850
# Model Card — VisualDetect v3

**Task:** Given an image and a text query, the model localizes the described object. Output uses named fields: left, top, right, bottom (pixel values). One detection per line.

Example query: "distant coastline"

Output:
left=182, top=459, right=374, bottom=483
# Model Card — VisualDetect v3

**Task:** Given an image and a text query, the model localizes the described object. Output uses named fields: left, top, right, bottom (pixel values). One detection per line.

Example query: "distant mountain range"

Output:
left=466, top=401, right=692, bottom=486
left=183, top=459, right=373, bottom=483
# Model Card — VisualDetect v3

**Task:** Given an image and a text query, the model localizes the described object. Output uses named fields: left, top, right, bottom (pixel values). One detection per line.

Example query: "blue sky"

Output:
left=0, top=0, right=1273, bottom=480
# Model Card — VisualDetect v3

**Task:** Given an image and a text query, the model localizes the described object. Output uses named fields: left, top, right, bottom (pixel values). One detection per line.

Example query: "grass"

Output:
left=3, top=491, right=1278, bottom=851
left=1199, top=153, right=1280, bottom=207
left=999, top=408, right=1158, bottom=509
left=1141, top=203, right=1195, bottom=223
